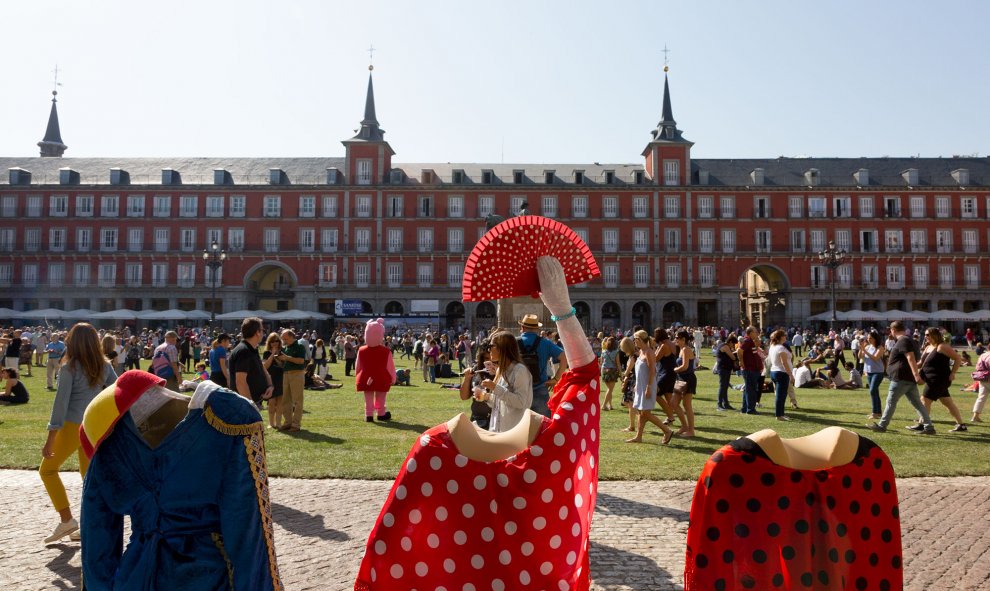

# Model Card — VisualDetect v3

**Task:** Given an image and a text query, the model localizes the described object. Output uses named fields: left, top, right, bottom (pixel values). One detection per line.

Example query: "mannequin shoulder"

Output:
left=203, top=388, right=263, bottom=435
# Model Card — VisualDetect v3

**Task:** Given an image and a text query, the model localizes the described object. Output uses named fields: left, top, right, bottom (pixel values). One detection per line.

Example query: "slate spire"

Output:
left=38, top=90, right=68, bottom=157
left=351, top=66, right=385, bottom=142
left=650, top=69, right=687, bottom=143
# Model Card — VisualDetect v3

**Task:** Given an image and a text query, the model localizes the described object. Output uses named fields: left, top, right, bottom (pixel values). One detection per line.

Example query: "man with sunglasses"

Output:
left=867, top=321, right=935, bottom=434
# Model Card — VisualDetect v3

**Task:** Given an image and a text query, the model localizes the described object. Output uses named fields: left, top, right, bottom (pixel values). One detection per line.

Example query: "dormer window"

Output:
left=269, top=168, right=285, bottom=185
left=634, top=170, right=645, bottom=185
left=750, top=168, right=765, bottom=186
left=901, top=168, right=919, bottom=186
left=665, top=127, right=675, bottom=139
left=110, top=168, right=129, bottom=186
left=853, top=168, right=869, bottom=186
left=162, top=168, right=181, bottom=185
left=604, top=171, right=615, bottom=185
left=213, top=169, right=231, bottom=186
left=573, top=170, right=585, bottom=185
left=390, top=169, right=404, bottom=184
left=951, top=168, right=969, bottom=186
left=452, top=170, right=464, bottom=184
left=326, top=168, right=339, bottom=185
left=513, top=170, right=524, bottom=184
left=482, top=170, right=494, bottom=184
left=60, top=168, right=79, bottom=185
left=544, top=171, right=555, bottom=184
left=804, top=169, right=820, bottom=186
left=421, top=170, right=435, bottom=184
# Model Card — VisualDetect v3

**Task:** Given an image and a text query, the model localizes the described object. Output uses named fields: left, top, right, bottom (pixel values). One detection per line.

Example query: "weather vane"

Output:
left=368, top=44, right=376, bottom=71
left=52, top=64, right=63, bottom=95
left=661, top=45, right=671, bottom=72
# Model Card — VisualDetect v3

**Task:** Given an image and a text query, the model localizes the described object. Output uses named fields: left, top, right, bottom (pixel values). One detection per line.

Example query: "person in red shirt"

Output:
left=356, top=318, right=396, bottom=422
left=738, top=326, right=764, bottom=414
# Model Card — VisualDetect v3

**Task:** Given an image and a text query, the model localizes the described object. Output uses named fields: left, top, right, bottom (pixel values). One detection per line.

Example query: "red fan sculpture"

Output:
left=462, top=215, right=600, bottom=302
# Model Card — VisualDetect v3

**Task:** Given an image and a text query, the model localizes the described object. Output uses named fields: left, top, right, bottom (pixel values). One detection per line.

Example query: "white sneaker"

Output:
left=44, top=518, right=79, bottom=544
left=69, top=529, right=81, bottom=542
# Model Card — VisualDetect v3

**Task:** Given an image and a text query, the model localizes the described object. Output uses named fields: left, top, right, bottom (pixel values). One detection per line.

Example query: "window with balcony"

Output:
left=22, top=263, right=38, bottom=287
left=230, top=195, right=246, bottom=217
left=26, top=195, right=42, bottom=217
left=101, top=228, right=118, bottom=252
left=665, top=228, right=680, bottom=253
left=603, top=264, right=618, bottom=288
left=205, top=266, right=222, bottom=287
left=808, top=197, right=826, bottom=218
left=179, top=228, right=195, bottom=252
left=964, top=265, right=980, bottom=289
left=448, top=228, right=464, bottom=253
left=720, top=196, right=735, bottom=218
left=299, top=195, right=316, bottom=218
left=808, top=230, right=825, bottom=253
left=886, top=265, right=904, bottom=289
left=936, top=230, right=952, bottom=253
left=962, top=229, right=978, bottom=253
left=263, top=195, right=281, bottom=217
left=263, top=228, right=279, bottom=252
left=859, top=230, right=877, bottom=253
left=50, top=195, right=68, bottom=217
left=357, top=160, right=372, bottom=185
left=755, top=230, right=772, bottom=253
left=355, top=195, right=372, bottom=217
left=321, top=228, right=338, bottom=253
left=837, top=265, right=852, bottom=289
left=2, top=197, right=18, bottom=218
left=754, top=196, right=770, bottom=219
left=859, top=196, right=874, bottom=218
left=300, top=228, right=315, bottom=252
left=788, top=196, right=803, bottom=218
left=478, top=196, right=494, bottom=218
left=154, top=228, right=169, bottom=252
left=448, top=195, right=464, bottom=218
left=126, top=195, right=145, bottom=217
left=205, top=228, right=222, bottom=250
left=419, top=195, right=434, bottom=217
left=417, top=228, right=433, bottom=252
left=633, top=195, right=649, bottom=218
left=862, top=265, right=878, bottom=289
left=448, top=263, right=463, bottom=287
left=417, top=263, right=432, bottom=288
left=664, top=195, right=679, bottom=218
left=98, top=263, right=117, bottom=287
left=663, top=160, right=680, bottom=185
left=228, top=228, right=244, bottom=252
left=634, top=263, right=649, bottom=288
left=961, top=197, right=977, bottom=219
left=77, top=195, right=94, bottom=217
left=179, top=195, right=198, bottom=217
left=698, top=229, right=714, bottom=253
left=48, top=263, right=64, bottom=287
left=153, top=196, right=171, bottom=217
left=355, top=264, right=372, bottom=288
left=911, top=265, right=928, bottom=289
left=542, top=195, right=558, bottom=217
left=151, top=263, right=168, bottom=288
left=574, top=228, right=589, bottom=245
left=885, top=230, right=903, bottom=253
left=696, top=195, right=713, bottom=218
left=790, top=229, right=805, bottom=253
left=73, top=264, right=89, bottom=287
left=721, top=229, right=735, bottom=253
left=935, top=196, right=951, bottom=218
left=810, top=265, right=827, bottom=289
left=125, top=263, right=142, bottom=287
left=101, top=195, right=119, bottom=217
left=910, top=229, right=927, bottom=253
left=603, top=196, right=618, bottom=218
left=938, top=265, right=954, bottom=289
left=510, top=195, right=527, bottom=216
left=633, top=228, right=649, bottom=253
left=833, top=196, right=851, bottom=218
left=322, top=194, right=338, bottom=217
left=387, top=263, right=402, bottom=288
left=602, top=229, right=618, bottom=253
left=318, top=263, right=337, bottom=287
left=76, top=228, right=92, bottom=252
left=354, top=228, right=371, bottom=253
left=177, top=263, right=195, bottom=288
left=205, top=195, right=224, bottom=217
left=128, top=228, right=143, bottom=252
left=884, top=196, right=902, bottom=218
left=834, top=230, right=851, bottom=253
left=572, top=196, right=588, bottom=218
left=665, top=264, right=680, bottom=288
left=0, top=264, right=12, bottom=287
left=699, top=264, right=715, bottom=288
left=24, top=228, right=40, bottom=252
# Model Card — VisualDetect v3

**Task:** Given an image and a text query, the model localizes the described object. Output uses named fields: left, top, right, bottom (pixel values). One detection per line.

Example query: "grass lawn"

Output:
left=2, top=357, right=988, bottom=480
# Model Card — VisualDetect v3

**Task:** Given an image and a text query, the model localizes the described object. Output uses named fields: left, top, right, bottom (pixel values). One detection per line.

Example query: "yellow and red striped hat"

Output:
left=79, top=370, right=165, bottom=459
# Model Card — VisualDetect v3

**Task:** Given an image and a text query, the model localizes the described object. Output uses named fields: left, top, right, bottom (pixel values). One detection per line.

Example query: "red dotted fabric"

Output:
left=684, top=437, right=903, bottom=591
left=462, top=216, right=600, bottom=303
left=355, top=361, right=601, bottom=591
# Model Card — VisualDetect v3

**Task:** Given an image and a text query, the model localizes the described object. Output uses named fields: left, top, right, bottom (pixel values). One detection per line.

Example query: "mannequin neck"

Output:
left=445, top=411, right=544, bottom=463
left=745, top=427, right=859, bottom=470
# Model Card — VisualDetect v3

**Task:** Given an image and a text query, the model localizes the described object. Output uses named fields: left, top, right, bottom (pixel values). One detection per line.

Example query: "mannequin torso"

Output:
left=445, top=410, right=545, bottom=463
left=746, top=426, right=859, bottom=470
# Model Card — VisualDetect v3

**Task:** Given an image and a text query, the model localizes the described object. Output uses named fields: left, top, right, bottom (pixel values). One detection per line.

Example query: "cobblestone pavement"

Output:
left=2, top=470, right=988, bottom=590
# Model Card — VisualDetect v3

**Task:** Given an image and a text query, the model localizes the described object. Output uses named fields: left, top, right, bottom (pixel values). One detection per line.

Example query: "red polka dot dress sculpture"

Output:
left=684, top=435, right=903, bottom=591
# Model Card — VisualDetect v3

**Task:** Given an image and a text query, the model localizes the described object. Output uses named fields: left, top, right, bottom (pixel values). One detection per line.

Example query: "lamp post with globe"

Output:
left=202, top=240, right=227, bottom=327
left=818, top=240, right=847, bottom=332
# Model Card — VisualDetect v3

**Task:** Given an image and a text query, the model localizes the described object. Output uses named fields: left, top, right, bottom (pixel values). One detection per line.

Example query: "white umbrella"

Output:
left=183, top=310, right=213, bottom=321
left=0, top=307, right=18, bottom=318
left=16, top=308, right=67, bottom=320
left=807, top=311, right=836, bottom=321
left=928, top=309, right=970, bottom=321
left=267, top=310, right=331, bottom=321
left=840, top=310, right=871, bottom=322
left=138, top=309, right=190, bottom=321
left=90, top=309, right=140, bottom=320
left=965, top=310, right=990, bottom=322
left=884, top=309, right=929, bottom=321
left=63, top=309, right=98, bottom=320
left=215, top=309, right=273, bottom=320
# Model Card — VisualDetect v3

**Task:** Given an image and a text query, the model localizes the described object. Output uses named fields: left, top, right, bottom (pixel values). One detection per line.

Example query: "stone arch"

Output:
left=601, top=301, right=621, bottom=330
left=662, top=301, right=685, bottom=326
left=446, top=301, right=465, bottom=328
left=632, top=301, right=652, bottom=329
left=244, top=261, right=299, bottom=290
left=739, top=264, right=790, bottom=328
left=361, top=301, right=374, bottom=314
left=573, top=301, right=591, bottom=332
left=384, top=301, right=404, bottom=315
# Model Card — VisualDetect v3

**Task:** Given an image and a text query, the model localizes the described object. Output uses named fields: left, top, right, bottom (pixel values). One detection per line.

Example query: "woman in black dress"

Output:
left=653, top=328, right=679, bottom=425
left=0, top=367, right=29, bottom=404
left=715, top=335, right=738, bottom=410
left=917, top=327, right=967, bottom=432
left=261, top=332, right=285, bottom=429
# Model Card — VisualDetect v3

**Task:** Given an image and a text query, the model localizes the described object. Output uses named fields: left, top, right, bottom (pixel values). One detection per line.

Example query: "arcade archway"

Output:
left=662, top=301, right=685, bottom=326
left=474, top=301, right=496, bottom=330
left=245, top=262, right=298, bottom=310
left=739, top=265, right=790, bottom=329
left=384, top=301, right=404, bottom=315
left=574, top=301, right=591, bottom=332
left=446, top=301, right=465, bottom=328
left=601, top=301, right=621, bottom=330
left=632, top=301, right=652, bottom=329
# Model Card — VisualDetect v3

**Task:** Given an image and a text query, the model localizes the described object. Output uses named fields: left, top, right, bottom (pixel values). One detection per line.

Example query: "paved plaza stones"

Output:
left=1, top=470, right=988, bottom=590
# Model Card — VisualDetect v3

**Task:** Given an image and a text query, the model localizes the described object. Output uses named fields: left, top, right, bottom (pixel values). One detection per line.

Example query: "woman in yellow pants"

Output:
left=40, top=323, right=117, bottom=544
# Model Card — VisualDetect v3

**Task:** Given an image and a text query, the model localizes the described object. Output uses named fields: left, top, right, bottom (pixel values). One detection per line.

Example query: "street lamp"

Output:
left=818, top=240, right=847, bottom=332
left=202, top=240, right=227, bottom=327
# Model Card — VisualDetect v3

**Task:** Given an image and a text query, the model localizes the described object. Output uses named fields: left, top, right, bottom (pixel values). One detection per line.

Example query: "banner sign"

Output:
left=410, top=299, right=440, bottom=314
left=335, top=300, right=364, bottom=316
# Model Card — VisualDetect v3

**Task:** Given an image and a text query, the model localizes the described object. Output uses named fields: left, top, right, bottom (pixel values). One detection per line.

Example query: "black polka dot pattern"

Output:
left=684, top=441, right=903, bottom=590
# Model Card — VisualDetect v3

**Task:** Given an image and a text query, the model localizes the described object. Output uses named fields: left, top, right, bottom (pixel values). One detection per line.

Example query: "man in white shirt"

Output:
left=793, top=359, right=822, bottom=388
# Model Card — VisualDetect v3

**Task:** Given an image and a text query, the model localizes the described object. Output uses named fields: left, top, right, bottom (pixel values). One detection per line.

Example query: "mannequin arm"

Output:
left=537, top=257, right=594, bottom=368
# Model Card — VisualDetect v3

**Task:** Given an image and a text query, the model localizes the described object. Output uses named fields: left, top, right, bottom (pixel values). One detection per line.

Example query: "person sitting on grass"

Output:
left=828, top=363, right=857, bottom=390
left=845, top=362, right=863, bottom=388
left=0, top=367, right=29, bottom=404
left=394, top=368, right=411, bottom=386
left=305, top=363, right=343, bottom=390
left=793, top=359, right=825, bottom=389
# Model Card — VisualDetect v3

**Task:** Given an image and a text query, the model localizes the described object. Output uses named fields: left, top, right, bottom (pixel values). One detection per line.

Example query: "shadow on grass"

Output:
left=375, top=420, right=432, bottom=434
left=45, top=544, right=79, bottom=585
left=280, top=430, right=345, bottom=444
left=589, top=540, right=679, bottom=588
left=596, top=492, right=690, bottom=522
left=272, top=502, right=350, bottom=542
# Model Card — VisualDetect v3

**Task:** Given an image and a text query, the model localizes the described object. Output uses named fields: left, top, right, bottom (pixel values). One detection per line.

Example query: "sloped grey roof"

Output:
left=1, top=156, right=987, bottom=187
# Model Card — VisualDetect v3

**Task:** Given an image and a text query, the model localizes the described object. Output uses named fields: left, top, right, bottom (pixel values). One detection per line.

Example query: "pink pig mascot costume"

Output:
left=355, top=318, right=396, bottom=422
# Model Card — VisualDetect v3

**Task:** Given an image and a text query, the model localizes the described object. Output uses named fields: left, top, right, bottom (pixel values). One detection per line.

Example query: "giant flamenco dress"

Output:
left=79, top=370, right=282, bottom=591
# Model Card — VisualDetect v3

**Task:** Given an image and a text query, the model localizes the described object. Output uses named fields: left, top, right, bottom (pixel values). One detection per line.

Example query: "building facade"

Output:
left=1, top=71, right=989, bottom=330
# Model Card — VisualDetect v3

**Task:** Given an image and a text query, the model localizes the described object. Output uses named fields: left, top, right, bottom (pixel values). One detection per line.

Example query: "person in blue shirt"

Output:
left=517, top=314, right=566, bottom=417
left=45, top=333, right=67, bottom=390
left=209, top=333, right=232, bottom=388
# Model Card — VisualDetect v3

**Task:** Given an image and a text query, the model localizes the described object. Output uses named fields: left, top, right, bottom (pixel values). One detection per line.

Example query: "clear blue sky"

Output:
left=2, top=0, right=987, bottom=163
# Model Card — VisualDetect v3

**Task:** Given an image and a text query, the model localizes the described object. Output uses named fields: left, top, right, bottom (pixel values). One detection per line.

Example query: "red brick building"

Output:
left=1, top=71, right=989, bottom=330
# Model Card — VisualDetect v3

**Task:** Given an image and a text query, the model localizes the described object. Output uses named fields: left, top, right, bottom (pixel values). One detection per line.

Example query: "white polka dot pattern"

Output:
left=461, top=215, right=601, bottom=303
left=355, top=361, right=602, bottom=590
